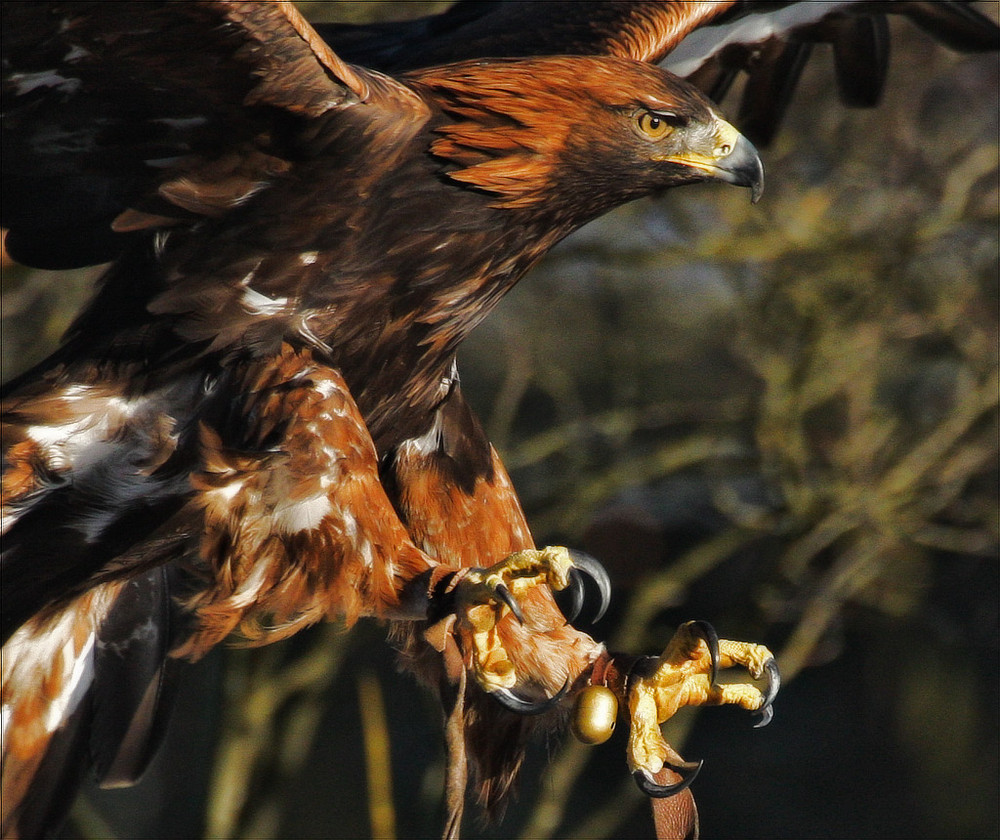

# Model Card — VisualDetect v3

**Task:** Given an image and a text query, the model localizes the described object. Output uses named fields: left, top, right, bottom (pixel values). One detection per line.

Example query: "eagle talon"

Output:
left=632, top=760, right=702, bottom=798
left=491, top=680, right=570, bottom=716
left=450, top=547, right=591, bottom=694
left=566, top=550, right=612, bottom=623
left=753, top=658, right=780, bottom=728
left=563, top=569, right=585, bottom=623
left=686, top=620, right=720, bottom=686
left=493, top=582, right=526, bottom=625
left=623, top=623, right=778, bottom=792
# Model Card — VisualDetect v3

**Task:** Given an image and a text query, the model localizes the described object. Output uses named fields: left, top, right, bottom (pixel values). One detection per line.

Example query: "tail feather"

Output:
left=89, top=567, right=180, bottom=788
left=1, top=571, right=179, bottom=838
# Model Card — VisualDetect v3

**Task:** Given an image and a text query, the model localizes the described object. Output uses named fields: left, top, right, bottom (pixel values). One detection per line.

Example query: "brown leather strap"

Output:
left=650, top=755, right=699, bottom=839
left=423, top=614, right=469, bottom=840
left=441, top=661, right=467, bottom=840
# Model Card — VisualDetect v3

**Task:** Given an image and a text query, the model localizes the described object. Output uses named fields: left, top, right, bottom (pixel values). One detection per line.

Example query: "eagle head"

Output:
left=412, top=55, right=763, bottom=220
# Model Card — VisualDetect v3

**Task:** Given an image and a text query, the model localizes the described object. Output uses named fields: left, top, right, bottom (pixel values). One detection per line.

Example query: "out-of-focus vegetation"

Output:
left=2, top=3, right=996, bottom=839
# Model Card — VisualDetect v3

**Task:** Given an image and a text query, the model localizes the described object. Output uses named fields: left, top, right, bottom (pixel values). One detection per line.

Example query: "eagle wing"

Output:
left=320, top=0, right=999, bottom=143
left=0, top=5, right=435, bottom=836
left=0, top=340, right=462, bottom=836
left=1, top=0, right=389, bottom=270
left=0, top=0, right=450, bottom=634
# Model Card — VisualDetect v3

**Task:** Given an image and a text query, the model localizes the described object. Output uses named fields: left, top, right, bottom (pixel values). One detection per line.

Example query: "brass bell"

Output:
left=570, top=684, right=618, bottom=744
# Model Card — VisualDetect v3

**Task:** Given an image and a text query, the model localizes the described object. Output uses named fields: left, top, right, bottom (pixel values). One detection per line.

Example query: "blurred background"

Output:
left=2, top=2, right=997, bottom=838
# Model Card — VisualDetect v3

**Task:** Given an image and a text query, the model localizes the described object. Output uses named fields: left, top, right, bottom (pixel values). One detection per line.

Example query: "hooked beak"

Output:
left=661, top=120, right=765, bottom=204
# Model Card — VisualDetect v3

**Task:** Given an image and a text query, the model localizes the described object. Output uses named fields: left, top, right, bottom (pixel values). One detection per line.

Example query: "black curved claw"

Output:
left=686, top=620, right=720, bottom=687
left=632, top=759, right=703, bottom=798
left=753, top=658, right=780, bottom=729
left=493, top=583, right=525, bottom=625
left=563, top=568, right=585, bottom=623
left=491, top=680, right=570, bottom=716
left=566, top=549, right=612, bottom=623
left=754, top=705, right=774, bottom=729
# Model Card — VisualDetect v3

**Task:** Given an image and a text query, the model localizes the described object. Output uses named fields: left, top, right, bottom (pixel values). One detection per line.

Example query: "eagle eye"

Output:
left=636, top=110, right=680, bottom=140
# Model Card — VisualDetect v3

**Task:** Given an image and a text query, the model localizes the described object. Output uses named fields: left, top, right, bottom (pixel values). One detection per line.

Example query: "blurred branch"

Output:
left=206, top=626, right=351, bottom=839
left=358, top=671, right=397, bottom=840
left=531, top=435, right=750, bottom=538
left=611, top=529, right=760, bottom=652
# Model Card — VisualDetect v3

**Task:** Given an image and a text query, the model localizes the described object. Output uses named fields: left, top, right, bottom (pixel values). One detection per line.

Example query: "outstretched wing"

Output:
left=0, top=6, right=423, bottom=836
left=1, top=341, right=447, bottom=838
left=319, top=0, right=999, bottom=143
left=0, top=0, right=437, bottom=635
left=658, top=0, right=1000, bottom=144
left=1, top=0, right=377, bottom=270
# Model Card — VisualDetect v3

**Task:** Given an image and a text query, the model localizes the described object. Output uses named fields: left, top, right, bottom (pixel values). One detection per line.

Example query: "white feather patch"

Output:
left=46, top=632, right=95, bottom=732
left=210, top=479, right=245, bottom=505
left=399, top=412, right=444, bottom=459
left=9, top=69, right=82, bottom=95
left=240, top=287, right=289, bottom=316
left=25, top=393, right=145, bottom=472
left=229, top=561, right=271, bottom=610
left=274, top=493, right=332, bottom=534
left=1, top=610, right=97, bottom=741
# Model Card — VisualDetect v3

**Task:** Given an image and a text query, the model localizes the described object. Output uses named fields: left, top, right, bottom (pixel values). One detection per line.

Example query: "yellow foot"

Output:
left=451, top=547, right=610, bottom=700
left=626, top=620, right=779, bottom=796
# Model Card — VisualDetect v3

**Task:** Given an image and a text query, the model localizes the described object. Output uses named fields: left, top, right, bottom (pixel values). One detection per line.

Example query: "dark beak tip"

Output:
left=746, top=149, right=765, bottom=204
left=729, top=133, right=764, bottom=204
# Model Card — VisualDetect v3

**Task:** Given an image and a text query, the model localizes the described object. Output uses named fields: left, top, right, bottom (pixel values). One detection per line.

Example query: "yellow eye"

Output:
left=571, top=685, right=618, bottom=745
left=637, top=111, right=673, bottom=140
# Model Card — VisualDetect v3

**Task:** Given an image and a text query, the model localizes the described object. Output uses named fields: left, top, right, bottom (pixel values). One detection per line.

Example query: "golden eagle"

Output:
left=1, top=2, right=996, bottom=838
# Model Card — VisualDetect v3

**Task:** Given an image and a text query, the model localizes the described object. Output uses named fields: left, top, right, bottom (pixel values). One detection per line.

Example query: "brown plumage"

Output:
left=2, top=2, right=997, bottom=838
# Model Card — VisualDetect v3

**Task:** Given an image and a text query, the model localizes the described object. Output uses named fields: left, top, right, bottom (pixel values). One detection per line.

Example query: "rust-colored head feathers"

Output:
left=412, top=56, right=762, bottom=215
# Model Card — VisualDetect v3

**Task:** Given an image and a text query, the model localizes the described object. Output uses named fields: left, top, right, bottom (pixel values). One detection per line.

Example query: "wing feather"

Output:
left=1, top=570, right=181, bottom=838
left=318, top=1, right=737, bottom=69
left=319, top=0, right=999, bottom=145
left=0, top=0, right=403, bottom=269
left=89, top=567, right=179, bottom=788
left=319, top=1, right=998, bottom=69
left=829, top=12, right=891, bottom=108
